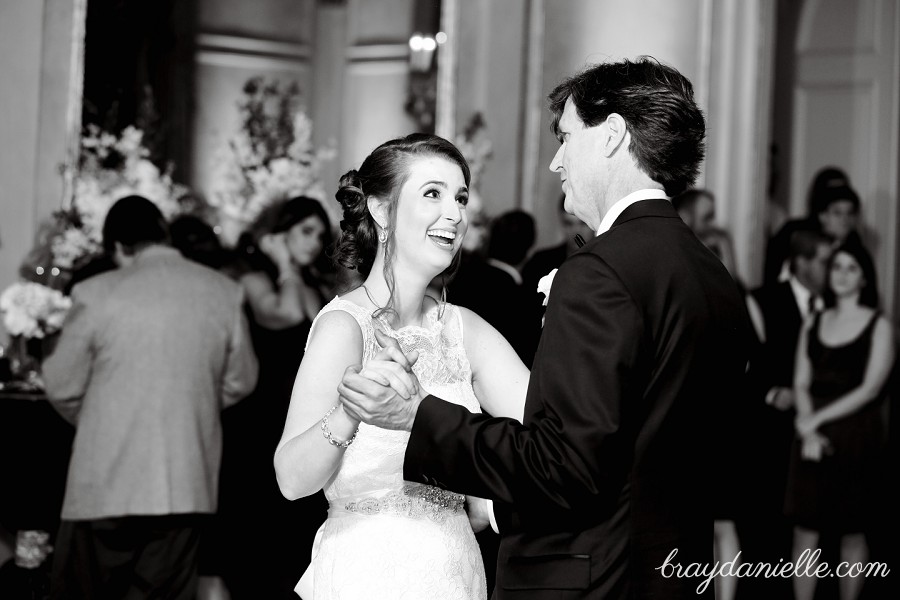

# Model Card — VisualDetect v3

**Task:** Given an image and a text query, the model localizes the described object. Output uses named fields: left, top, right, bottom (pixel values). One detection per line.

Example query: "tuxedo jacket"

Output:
left=745, top=280, right=805, bottom=512
left=43, top=246, right=259, bottom=520
left=750, top=280, right=804, bottom=392
left=405, top=200, right=750, bottom=599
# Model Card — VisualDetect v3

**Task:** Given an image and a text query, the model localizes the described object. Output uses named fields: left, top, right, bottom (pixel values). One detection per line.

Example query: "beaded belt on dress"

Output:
left=328, top=484, right=465, bottom=523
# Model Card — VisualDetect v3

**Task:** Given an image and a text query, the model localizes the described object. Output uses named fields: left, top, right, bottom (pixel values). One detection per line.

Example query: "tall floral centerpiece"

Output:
left=208, top=77, right=335, bottom=245
left=48, top=124, right=191, bottom=273
left=2, top=124, right=192, bottom=383
left=455, top=113, right=493, bottom=254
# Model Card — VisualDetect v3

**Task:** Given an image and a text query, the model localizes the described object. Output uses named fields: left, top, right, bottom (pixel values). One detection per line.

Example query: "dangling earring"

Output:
left=378, top=228, right=388, bottom=244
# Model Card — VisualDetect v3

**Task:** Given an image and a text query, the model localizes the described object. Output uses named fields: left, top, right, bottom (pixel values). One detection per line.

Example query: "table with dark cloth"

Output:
left=0, top=385, right=74, bottom=599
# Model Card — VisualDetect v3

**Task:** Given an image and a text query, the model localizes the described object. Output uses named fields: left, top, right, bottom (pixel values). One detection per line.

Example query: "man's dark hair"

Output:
left=806, top=166, right=850, bottom=214
left=548, top=56, right=706, bottom=196
left=170, top=214, right=227, bottom=269
left=102, top=195, right=170, bottom=255
left=812, top=184, right=860, bottom=216
left=788, top=228, right=831, bottom=272
left=488, top=209, right=536, bottom=266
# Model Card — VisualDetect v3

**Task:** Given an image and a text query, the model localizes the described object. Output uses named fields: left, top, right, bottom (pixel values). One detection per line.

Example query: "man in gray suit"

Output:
left=43, top=195, right=258, bottom=599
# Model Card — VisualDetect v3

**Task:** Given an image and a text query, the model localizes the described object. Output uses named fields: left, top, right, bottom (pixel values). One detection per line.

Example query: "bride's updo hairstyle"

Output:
left=333, top=133, right=470, bottom=303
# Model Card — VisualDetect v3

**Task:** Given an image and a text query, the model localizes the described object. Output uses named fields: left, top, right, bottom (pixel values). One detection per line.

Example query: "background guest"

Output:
left=740, top=228, right=833, bottom=599
left=170, top=213, right=230, bottom=270
left=521, top=193, right=593, bottom=293
left=673, top=188, right=741, bottom=284
left=449, top=208, right=536, bottom=365
left=216, top=196, right=334, bottom=599
left=786, top=239, right=894, bottom=600
left=673, top=187, right=748, bottom=600
left=521, top=193, right=593, bottom=354
left=42, top=195, right=258, bottom=600
left=763, top=166, right=867, bottom=285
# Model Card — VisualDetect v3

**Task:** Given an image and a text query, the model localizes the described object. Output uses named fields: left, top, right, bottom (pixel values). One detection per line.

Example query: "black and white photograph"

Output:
left=1, top=1, right=898, bottom=599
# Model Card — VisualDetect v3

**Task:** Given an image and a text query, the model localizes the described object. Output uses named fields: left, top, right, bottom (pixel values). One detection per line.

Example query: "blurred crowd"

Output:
left=1, top=163, right=896, bottom=600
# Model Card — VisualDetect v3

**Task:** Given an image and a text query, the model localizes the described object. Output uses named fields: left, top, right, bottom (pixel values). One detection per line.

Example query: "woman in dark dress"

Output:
left=216, top=196, right=335, bottom=599
left=786, top=240, right=894, bottom=600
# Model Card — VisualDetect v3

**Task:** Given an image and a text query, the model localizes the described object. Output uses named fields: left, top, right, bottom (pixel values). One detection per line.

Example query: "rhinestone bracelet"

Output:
left=321, top=405, right=359, bottom=448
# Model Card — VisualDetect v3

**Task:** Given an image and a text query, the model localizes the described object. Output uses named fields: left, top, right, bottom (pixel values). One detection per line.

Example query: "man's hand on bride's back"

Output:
left=338, top=330, right=426, bottom=431
left=465, top=496, right=491, bottom=533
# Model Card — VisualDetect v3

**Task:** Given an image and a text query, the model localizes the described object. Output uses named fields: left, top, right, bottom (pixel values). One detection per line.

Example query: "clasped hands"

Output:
left=338, top=329, right=426, bottom=432
left=340, top=330, right=492, bottom=532
left=795, top=412, right=831, bottom=462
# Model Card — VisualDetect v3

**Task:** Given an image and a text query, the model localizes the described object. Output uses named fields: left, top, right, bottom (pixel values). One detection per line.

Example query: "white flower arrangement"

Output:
left=207, top=78, right=334, bottom=241
left=0, top=282, right=72, bottom=339
left=455, top=113, right=493, bottom=189
left=50, top=124, right=190, bottom=270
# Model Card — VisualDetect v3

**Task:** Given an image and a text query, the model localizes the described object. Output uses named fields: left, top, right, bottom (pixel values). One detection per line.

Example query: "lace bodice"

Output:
left=299, top=297, right=487, bottom=599
left=307, top=297, right=481, bottom=502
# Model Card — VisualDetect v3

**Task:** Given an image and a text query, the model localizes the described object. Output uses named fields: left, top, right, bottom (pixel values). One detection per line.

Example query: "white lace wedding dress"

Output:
left=295, top=297, right=487, bottom=600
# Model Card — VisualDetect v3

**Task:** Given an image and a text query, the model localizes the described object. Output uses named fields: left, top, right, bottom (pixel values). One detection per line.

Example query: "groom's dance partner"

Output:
left=340, top=57, right=752, bottom=599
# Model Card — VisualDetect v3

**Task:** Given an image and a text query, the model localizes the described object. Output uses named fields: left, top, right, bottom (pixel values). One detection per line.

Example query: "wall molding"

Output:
left=345, top=43, right=409, bottom=62
left=195, top=32, right=311, bottom=70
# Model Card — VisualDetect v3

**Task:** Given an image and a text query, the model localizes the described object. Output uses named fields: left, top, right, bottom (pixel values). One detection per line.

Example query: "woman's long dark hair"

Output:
left=235, top=196, right=334, bottom=286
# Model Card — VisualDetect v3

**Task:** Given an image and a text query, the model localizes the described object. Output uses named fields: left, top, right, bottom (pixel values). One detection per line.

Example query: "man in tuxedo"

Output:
left=739, top=228, right=831, bottom=598
left=341, top=57, right=750, bottom=598
left=43, top=196, right=258, bottom=599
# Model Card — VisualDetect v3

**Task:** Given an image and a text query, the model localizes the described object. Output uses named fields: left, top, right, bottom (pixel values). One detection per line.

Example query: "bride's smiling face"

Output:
left=392, top=155, right=469, bottom=277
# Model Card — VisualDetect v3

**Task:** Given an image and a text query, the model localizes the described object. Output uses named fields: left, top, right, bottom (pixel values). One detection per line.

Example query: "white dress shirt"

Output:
left=596, top=188, right=669, bottom=236
left=789, top=275, right=822, bottom=319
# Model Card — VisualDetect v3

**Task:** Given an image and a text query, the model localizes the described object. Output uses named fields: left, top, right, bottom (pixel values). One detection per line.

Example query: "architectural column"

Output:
left=0, top=0, right=84, bottom=328
left=704, top=0, right=777, bottom=287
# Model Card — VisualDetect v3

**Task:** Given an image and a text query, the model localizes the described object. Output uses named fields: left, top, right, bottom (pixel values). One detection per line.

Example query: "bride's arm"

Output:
left=458, top=306, right=529, bottom=422
left=274, top=310, right=364, bottom=500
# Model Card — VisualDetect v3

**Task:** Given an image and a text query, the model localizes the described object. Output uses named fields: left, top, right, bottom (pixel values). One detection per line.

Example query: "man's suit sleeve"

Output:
left=43, top=284, right=95, bottom=423
left=404, top=252, right=646, bottom=518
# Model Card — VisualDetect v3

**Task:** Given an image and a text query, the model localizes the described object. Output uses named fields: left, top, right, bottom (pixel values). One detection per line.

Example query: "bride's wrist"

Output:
left=321, top=404, right=360, bottom=449
left=333, top=402, right=361, bottom=428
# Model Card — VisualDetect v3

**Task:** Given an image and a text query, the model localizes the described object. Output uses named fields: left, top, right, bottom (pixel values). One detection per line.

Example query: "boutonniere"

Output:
left=536, top=269, right=557, bottom=306
left=536, top=269, right=557, bottom=327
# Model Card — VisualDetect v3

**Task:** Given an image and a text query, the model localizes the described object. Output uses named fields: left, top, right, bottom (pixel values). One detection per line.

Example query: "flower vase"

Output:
left=8, top=335, right=42, bottom=384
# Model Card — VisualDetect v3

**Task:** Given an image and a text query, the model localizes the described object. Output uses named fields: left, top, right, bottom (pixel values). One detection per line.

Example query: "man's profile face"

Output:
left=549, top=98, right=607, bottom=230
left=798, top=242, right=833, bottom=293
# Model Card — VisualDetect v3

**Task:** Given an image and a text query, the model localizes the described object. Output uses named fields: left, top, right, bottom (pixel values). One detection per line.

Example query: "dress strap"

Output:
left=305, top=296, right=375, bottom=353
left=866, top=310, right=881, bottom=330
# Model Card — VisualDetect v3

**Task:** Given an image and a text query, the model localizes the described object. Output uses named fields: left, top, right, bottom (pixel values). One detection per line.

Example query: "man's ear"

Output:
left=603, top=113, right=629, bottom=157
left=367, top=196, right=389, bottom=230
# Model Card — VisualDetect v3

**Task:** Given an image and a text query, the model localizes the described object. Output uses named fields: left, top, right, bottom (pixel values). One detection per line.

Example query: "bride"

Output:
left=274, top=133, right=528, bottom=599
